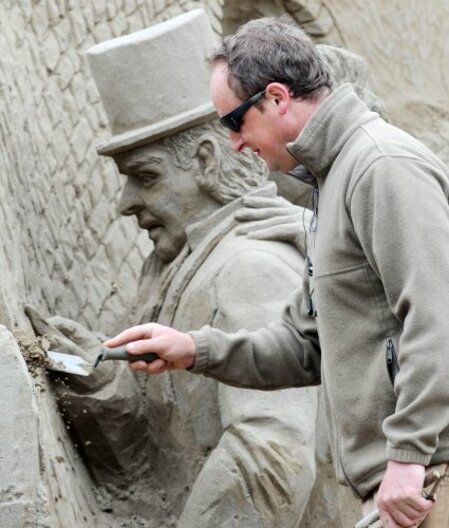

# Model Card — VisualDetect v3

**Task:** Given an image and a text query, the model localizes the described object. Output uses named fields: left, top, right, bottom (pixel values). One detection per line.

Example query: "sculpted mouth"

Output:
left=146, top=224, right=163, bottom=234
left=139, top=218, right=158, bottom=229
left=139, top=220, right=163, bottom=237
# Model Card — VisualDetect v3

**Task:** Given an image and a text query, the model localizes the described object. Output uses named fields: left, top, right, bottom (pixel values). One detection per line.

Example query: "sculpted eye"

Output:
left=139, top=172, right=159, bottom=187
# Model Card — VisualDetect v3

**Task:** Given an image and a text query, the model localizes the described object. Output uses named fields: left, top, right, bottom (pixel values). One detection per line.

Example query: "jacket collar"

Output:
left=286, top=83, right=379, bottom=181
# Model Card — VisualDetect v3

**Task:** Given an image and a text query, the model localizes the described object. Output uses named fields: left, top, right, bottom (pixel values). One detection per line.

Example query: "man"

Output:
left=106, top=15, right=449, bottom=528
left=29, top=11, right=322, bottom=527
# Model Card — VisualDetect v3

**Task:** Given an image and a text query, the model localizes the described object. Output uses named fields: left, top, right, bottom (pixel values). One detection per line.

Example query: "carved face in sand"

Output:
left=116, top=143, right=214, bottom=263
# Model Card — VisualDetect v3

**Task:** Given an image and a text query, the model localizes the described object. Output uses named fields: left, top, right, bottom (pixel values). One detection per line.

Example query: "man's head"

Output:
left=115, top=121, right=268, bottom=263
left=209, top=16, right=332, bottom=172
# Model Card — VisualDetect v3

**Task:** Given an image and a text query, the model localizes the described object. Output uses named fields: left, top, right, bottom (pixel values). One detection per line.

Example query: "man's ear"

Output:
left=194, top=134, right=221, bottom=192
left=265, top=82, right=291, bottom=115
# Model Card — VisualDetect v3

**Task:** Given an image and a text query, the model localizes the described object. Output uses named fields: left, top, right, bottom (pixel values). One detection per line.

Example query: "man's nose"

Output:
left=229, top=131, right=244, bottom=152
left=117, top=182, right=144, bottom=216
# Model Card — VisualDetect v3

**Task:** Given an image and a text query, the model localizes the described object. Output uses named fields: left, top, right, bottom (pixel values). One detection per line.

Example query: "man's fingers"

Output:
left=385, top=509, right=416, bottom=527
left=379, top=496, right=433, bottom=528
left=379, top=511, right=416, bottom=528
left=380, top=513, right=423, bottom=528
left=145, top=359, right=168, bottom=374
left=129, top=358, right=167, bottom=374
left=104, top=323, right=155, bottom=348
left=126, top=336, right=168, bottom=355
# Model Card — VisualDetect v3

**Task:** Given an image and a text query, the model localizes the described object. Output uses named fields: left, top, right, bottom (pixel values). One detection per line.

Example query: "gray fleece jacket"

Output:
left=190, top=83, right=449, bottom=498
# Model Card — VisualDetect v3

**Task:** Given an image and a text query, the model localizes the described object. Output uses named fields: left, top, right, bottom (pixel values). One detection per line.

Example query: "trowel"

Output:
left=47, top=346, right=158, bottom=376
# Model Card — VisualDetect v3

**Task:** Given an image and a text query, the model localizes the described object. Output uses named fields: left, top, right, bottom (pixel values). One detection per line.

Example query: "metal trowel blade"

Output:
left=47, top=351, right=94, bottom=376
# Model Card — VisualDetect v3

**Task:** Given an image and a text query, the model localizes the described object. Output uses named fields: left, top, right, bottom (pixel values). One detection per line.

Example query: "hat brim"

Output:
left=97, top=102, right=218, bottom=156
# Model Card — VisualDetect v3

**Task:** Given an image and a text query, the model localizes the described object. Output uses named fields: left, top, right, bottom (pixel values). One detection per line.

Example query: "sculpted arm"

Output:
left=26, top=307, right=149, bottom=484
left=104, top=244, right=322, bottom=527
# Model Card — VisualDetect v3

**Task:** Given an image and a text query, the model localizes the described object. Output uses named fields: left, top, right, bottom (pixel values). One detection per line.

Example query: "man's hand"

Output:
left=103, top=323, right=196, bottom=375
left=376, top=461, right=434, bottom=527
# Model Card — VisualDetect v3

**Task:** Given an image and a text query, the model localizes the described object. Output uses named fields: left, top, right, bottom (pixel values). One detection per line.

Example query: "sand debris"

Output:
left=16, top=333, right=53, bottom=376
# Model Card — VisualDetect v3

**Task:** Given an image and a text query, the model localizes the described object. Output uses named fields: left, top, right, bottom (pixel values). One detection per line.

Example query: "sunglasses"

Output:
left=219, top=90, right=266, bottom=133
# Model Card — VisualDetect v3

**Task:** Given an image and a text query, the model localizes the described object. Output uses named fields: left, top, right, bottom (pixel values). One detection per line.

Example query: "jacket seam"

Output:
left=216, top=246, right=302, bottom=281
left=314, top=261, right=367, bottom=279
left=347, top=152, right=431, bottom=206
left=315, top=264, right=397, bottom=339
left=363, top=265, right=397, bottom=340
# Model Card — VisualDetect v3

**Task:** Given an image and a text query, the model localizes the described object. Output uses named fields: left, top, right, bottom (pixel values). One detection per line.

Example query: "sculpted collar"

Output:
left=286, top=83, right=379, bottom=181
left=185, top=182, right=278, bottom=252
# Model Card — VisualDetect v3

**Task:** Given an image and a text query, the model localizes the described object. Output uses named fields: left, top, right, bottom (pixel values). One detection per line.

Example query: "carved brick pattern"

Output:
left=0, top=0, right=204, bottom=335
left=0, top=0, right=446, bottom=339
left=220, top=0, right=334, bottom=37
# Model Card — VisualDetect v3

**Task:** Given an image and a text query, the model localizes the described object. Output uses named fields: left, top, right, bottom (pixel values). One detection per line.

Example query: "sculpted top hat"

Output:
left=86, top=9, right=218, bottom=156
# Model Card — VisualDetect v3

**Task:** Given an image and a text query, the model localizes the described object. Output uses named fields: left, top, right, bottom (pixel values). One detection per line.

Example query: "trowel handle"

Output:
left=99, top=346, right=158, bottom=363
left=354, top=508, right=380, bottom=528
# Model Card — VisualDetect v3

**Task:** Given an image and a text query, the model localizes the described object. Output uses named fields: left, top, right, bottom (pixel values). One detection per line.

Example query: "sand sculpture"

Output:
left=1, top=7, right=393, bottom=528
left=27, top=10, right=320, bottom=528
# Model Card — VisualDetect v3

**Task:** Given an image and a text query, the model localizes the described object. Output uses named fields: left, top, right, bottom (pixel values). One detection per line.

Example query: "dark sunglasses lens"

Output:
left=220, top=115, right=241, bottom=133
left=219, top=90, right=264, bottom=132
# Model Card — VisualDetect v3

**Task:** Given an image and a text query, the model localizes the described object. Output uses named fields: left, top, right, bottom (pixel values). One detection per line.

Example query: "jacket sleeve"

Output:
left=350, top=153, right=449, bottom=464
left=189, top=248, right=321, bottom=390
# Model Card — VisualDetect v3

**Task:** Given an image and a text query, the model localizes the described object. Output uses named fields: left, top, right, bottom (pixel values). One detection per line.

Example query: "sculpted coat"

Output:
left=52, top=183, right=318, bottom=527
left=133, top=182, right=318, bottom=526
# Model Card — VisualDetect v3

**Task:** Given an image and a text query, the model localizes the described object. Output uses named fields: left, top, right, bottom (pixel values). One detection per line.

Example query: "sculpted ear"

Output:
left=194, top=134, right=221, bottom=192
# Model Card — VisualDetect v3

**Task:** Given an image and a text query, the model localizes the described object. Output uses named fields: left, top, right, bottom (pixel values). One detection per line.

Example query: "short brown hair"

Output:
left=210, top=16, right=333, bottom=100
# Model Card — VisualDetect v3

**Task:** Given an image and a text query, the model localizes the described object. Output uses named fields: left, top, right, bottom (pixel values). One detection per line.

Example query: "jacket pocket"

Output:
left=386, top=338, right=399, bottom=385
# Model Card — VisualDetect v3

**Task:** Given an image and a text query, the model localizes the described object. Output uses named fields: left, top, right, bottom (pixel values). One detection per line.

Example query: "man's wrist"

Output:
left=386, top=445, right=432, bottom=466
left=183, top=333, right=196, bottom=369
left=187, top=330, right=209, bottom=372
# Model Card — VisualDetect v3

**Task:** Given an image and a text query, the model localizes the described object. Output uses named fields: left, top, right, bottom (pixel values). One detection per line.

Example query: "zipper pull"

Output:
left=386, top=338, right=400, bottom=384
left=306, top=258, right=316, bottom=316
left=310, top=185, right=319, bottom=232
left=306, top=256, right=313, bottom=277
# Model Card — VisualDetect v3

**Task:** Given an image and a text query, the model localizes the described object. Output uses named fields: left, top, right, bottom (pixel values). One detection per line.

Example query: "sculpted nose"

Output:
left=117, top=181, right=143, bottom=217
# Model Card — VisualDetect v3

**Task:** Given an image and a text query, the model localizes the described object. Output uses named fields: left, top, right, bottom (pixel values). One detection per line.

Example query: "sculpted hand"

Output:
left=103, top=323, right=196, bottom=375
left=376, top=461, right=434, bottom=527
left=25, top=305, right=116, bottom=392
left=234, top=195, right=312, bottom=254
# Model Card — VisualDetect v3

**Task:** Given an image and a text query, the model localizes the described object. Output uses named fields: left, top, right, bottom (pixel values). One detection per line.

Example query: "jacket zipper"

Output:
left=310, top=184, right=319, bottom=233
left=306, top=184, right=319, bottom=316
left=329, top=393, right=363, bottom=498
